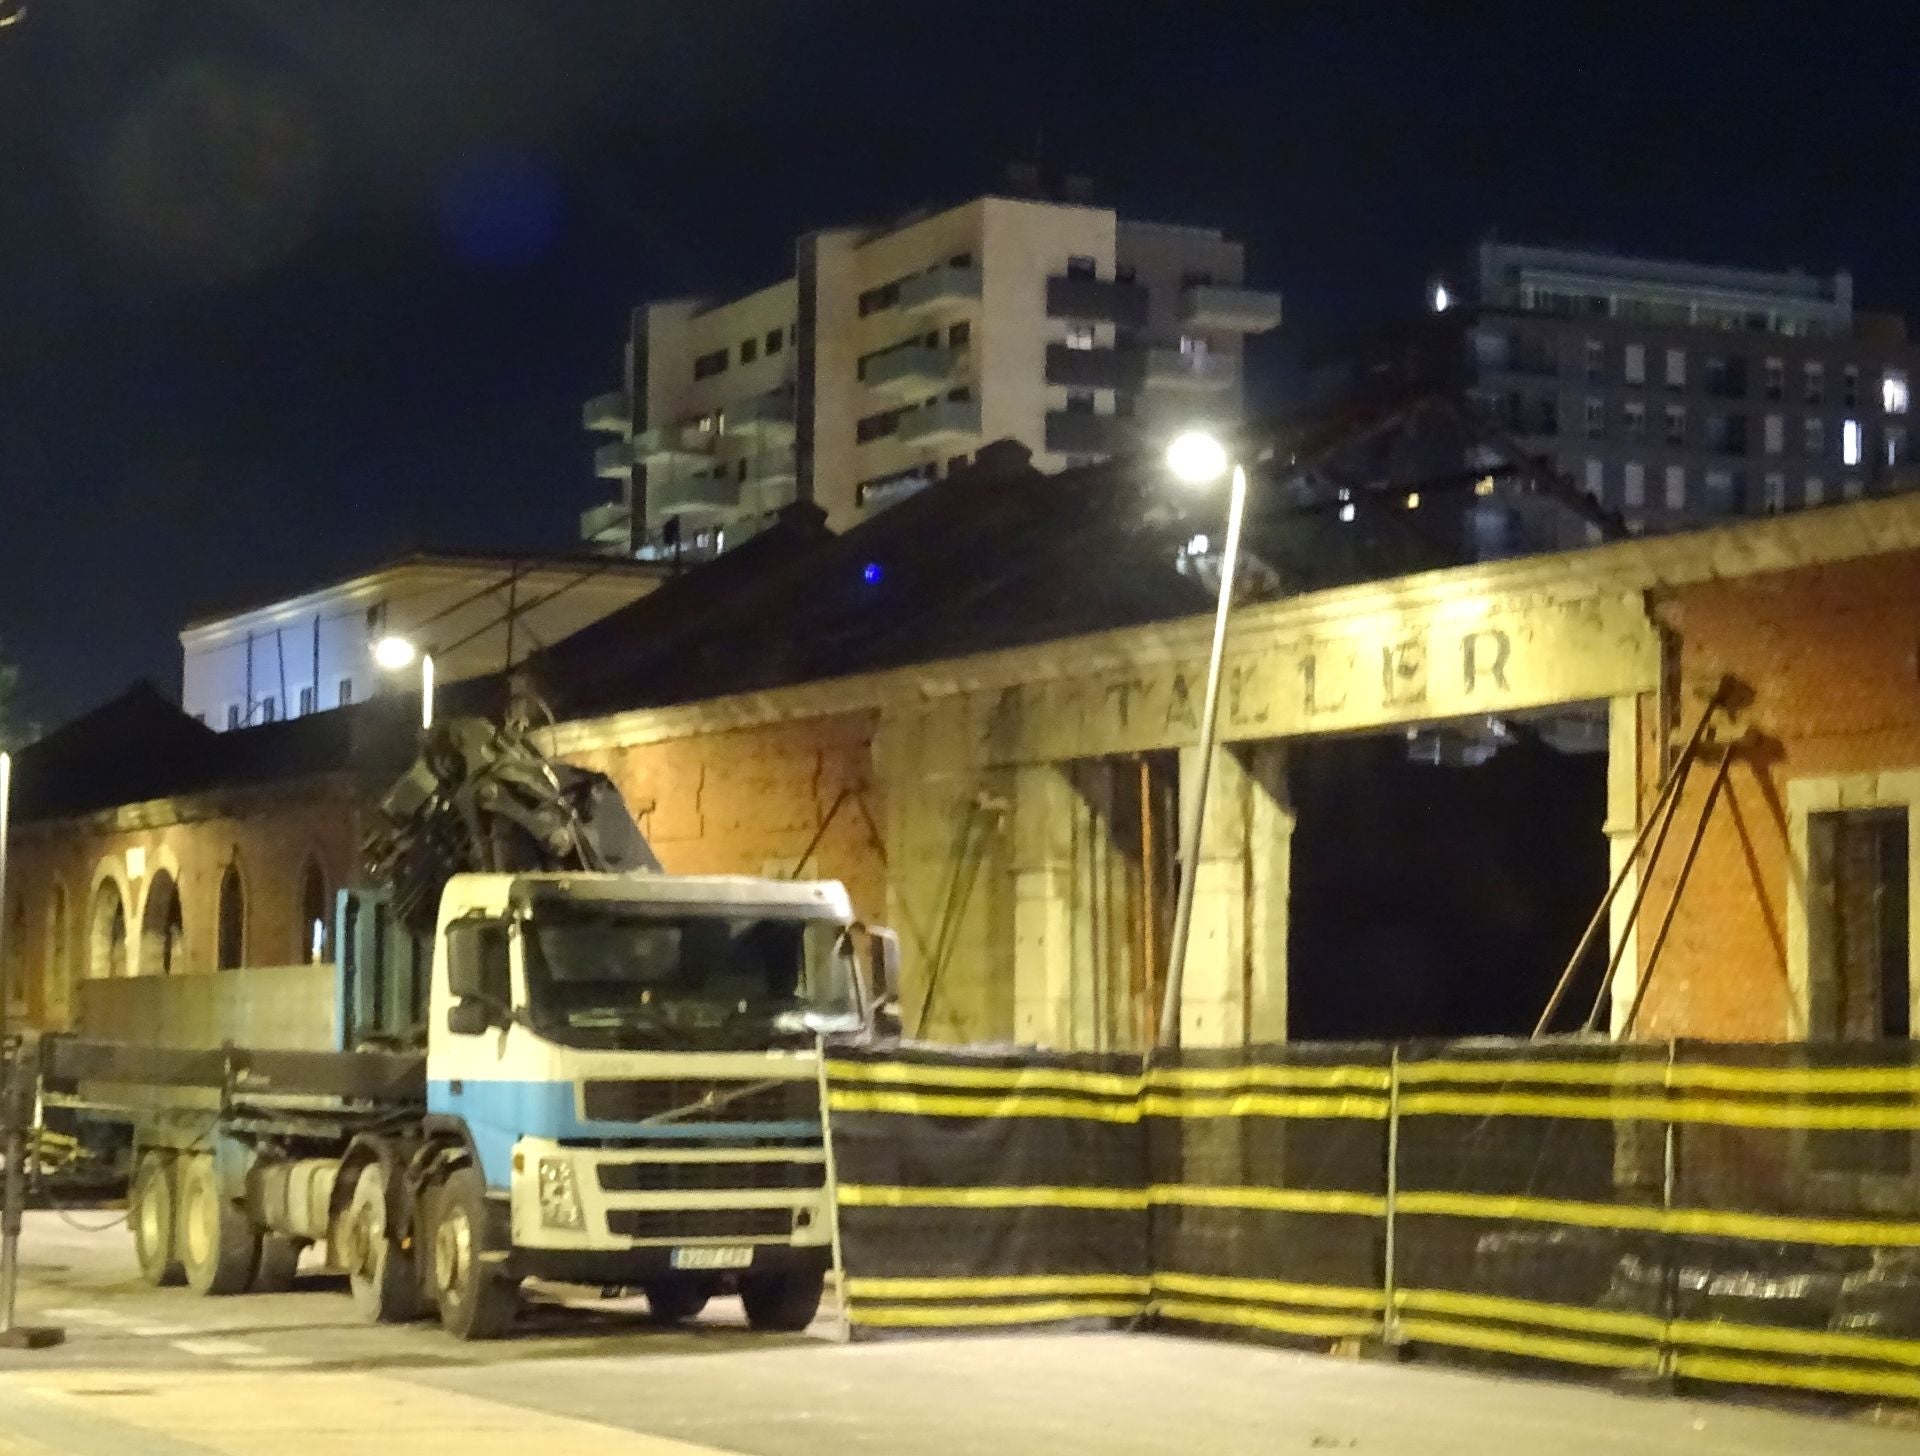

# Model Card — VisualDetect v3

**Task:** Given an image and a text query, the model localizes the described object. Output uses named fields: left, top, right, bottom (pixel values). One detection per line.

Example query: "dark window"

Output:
left=948, top=320, right=971, bottom=348
left=765, top=328, right=783, bottom=355
left=949, top=252, right=973, bottom=269
left=1065, top=389, right=1095, bottom=414
left=1844, top=365, right=1860, bottom=408
left=338, top=677, right=354, bottom=706
left=1115, top=263, right=1137, bottom=284
left=740, top=337, right=758, bottom=365
left=947, top=385, right=973, bottom=403
left=1179, top=268, right=1213, bottom=288
left=737, top=459, right=749, bottom=482
left=693, top=348, right=729, bottom=380
left=947, top=453, right=969, bottom=474
left=217, top=863, right=245, bottom=970
left=858, top=280, right=902, bottom=316
left=856, top=407, right=903, bottom=443
left=1066, top=255, right=1097, bottom=280
left=1705, top=356, right=1748, bottom=398
left=1809, top=807, right=1911, bottom=1040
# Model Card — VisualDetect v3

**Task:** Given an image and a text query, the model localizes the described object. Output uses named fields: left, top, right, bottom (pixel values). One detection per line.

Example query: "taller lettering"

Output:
left=1462, top=629, right=1512, bottom=695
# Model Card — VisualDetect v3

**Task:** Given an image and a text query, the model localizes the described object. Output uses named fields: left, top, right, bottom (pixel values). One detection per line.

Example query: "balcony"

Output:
left=723, top=389, right=796, bottom=442
left=650, top=468, right=740, bottom=519
left=899, top=396, right=982, bottom=446
left=1045, top=343, right=1142, bottom=391
left=1046, top=275, right=1149, bottom=329
left=899, top=263, right=983, bottom=318
left=1144, top=348, right=1237, bottom=391
left=866, top=344, right=963, bottom=398
left=593, top=440, right=634, bottom=479
left=634, top=423, right=718, bottom=463
left=582, top=389, right=631, bottom=436
left=1180, top=284, right=1284, bottom=334
left=1045, top=409, right=1126, bottom=457
left=579, top=501, right=633, bottom=549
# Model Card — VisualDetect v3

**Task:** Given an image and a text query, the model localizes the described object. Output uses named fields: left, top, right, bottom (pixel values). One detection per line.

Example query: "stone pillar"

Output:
left=1012, top=762, right=1080, bottom=1048
left=1175, top=744, right=1250, bottom=1047
left=1244, top=743, right=1294, bottom=1045
left=1606, top=694, right=1644, bottom=1035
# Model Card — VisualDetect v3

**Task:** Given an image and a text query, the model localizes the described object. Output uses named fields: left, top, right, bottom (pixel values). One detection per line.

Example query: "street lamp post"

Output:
left=372, top=636, right=436, bottom=731
left=1157, top=432, right=1250, bottom=1050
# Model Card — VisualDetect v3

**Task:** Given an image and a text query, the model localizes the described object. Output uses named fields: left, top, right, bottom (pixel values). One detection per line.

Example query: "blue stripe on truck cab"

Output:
left=425, top=1079, right=821, bottom=1190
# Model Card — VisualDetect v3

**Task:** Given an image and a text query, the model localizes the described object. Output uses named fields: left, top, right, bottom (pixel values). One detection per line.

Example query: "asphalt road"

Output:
left=2, top=1211, right=1914, bottom=1455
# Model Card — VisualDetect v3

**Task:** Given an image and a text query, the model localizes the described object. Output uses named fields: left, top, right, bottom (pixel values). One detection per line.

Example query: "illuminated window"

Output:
left=1583, top=458, right=1603, bottom=497
left=1843, top=418, right=1863, bottom=467
left=1806, top=476, right=1826, bottom=506
left=1622, top=461, right=1646, bottom=508
left=1065, top=325, right=1096, bottom=351
left=1665, top=464, right=1686, bottom=510
left=1763, top=472, right=1787, bottom=512
left=1665, top=348, right=1686, bottom=388
left=1624, top=344, right=1646, bottom=385
left=1764, top=414, right=1784, bottom=455
left=1886, top=371, right=1910, bottom=415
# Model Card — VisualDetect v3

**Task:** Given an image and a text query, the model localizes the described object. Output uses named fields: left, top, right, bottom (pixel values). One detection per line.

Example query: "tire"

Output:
left=131, top=1152, right=184, bottom=1288
left=428, top=1167, right=517, bottom=1341
left=338, top=1161, right=422, bottom=1323
left=643, top=1278, right=711, bottom=1324
left=253, top=1233, right=303, bottom=1293
left=741, top=1269, right=824, bottom=1332
left=178, top=1155, right=261, bottom=1296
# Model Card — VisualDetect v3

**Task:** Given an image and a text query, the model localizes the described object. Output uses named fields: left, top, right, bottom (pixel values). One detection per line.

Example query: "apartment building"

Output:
left=581, top=193, right=1282, bottom=555
left=180, top=553, right=662, bottom=731
left=1319, top=241, right=1916, bottom=532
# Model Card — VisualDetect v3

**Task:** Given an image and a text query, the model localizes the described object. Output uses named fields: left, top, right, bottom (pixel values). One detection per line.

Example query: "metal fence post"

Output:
left=1381, top=1044, right=1402, bottom=1346
left=1657, top=1039, right=1677, bottom=1381
left=815, top=1037, right=853, bottom=1345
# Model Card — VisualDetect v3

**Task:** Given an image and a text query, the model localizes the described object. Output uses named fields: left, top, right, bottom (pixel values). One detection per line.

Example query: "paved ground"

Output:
left=2, top=1211, right=1915, bottom=1455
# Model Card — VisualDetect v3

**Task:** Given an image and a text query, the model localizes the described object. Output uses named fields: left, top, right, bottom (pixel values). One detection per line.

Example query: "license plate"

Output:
left=671, top=1245, right=754, bottom=1271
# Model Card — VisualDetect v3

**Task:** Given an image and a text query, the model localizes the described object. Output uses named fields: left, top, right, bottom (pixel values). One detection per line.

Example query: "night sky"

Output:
left=1, top=2, right=1914, bottom=731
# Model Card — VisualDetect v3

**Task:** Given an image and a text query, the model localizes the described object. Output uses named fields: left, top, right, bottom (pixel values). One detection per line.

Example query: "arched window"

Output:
left=89, top=879, right=128, bottom=979
left=298, top=857, right=330, bottom=963
left=139, top=870, right=185, bottom=976
left=217, top=862, right=245, bottom=971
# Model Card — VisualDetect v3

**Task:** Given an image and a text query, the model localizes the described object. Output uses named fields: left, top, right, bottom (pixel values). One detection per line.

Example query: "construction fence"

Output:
left=824, top=1040, right=1920, bottom=1405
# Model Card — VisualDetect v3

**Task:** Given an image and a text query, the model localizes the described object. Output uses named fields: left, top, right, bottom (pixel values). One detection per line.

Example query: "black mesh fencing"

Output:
left=827, top=1038, right=1920, bottom=1404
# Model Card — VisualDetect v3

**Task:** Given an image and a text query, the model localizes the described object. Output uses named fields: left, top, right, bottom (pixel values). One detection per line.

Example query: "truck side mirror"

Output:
left=866, top=927, right=903, bottom=1037
left=446, top=999, right=492, bottom=1037
left=445, top=919, right=509, bottom=1032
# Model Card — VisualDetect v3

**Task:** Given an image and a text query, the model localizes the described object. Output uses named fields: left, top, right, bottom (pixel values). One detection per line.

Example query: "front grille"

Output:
left=598, top=1160, right=825, bottom=1193
left=581, top=1077, right=818, bottom=1124
left=607, top=1207, right=792, bottom=1241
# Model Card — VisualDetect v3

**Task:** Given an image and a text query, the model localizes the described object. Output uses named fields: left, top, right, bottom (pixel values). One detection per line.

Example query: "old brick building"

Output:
left=6, top=442, right=1920, bottom=1052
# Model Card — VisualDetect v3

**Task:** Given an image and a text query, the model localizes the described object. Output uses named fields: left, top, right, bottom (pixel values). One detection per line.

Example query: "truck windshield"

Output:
left=520, top=907, right=858, bottom=1045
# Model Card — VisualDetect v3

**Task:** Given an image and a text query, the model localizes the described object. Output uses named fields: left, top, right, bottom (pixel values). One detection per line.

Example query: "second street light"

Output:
left=1157, top=429, right=1249, bottom=1050
left=372, top=635, right=435, bottom=731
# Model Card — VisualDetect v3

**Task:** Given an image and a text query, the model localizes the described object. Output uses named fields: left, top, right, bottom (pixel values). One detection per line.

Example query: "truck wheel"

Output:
left=339, top=1162, right=422, bottom=1323
left=643, top=1278, right=711, bottom=1324
left=179, top=1155, right=261, bottom=1296
left=429, top=1167, right=517, bottom=1341
left=253, top=1233, right=303, bottom=1293
left=131, top=1152, right=184, bottom=1287
left=741, top=1269, right=824, bottom=1332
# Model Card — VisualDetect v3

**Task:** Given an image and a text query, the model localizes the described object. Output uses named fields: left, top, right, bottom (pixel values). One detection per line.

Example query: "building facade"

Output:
left=1326, top=241, right=1916, bottom=533
left=180, top=553, right=662, bottom=731
left=580, top=194, right=1281, bottom=555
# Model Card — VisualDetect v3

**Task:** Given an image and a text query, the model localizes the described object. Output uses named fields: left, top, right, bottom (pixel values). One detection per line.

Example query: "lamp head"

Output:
left=1165, top=429, right=1230, bottom=487
left=372, top=635, right=418, bottom=671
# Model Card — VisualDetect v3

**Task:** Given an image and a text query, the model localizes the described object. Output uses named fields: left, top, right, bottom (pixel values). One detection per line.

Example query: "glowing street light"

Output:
left=371, top=636, right=435, bottom=731
left=1157, top=430, right=1250, bottom=1050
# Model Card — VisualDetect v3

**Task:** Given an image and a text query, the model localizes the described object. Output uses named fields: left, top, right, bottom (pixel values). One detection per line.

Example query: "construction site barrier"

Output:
left=825, top=1039, right=1920, bottom=1406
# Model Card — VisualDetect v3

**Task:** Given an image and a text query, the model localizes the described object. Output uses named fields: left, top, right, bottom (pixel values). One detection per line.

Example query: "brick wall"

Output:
left=1635, top=549, right=1920, bottom=1039
left=4, top=779, right=361, bottom=1030
left=559, top=709, right=887, bottom=926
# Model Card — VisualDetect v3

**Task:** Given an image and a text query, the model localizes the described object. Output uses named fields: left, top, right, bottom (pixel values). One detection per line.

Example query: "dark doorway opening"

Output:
left=1287, top=713, right=1608, bottom=1040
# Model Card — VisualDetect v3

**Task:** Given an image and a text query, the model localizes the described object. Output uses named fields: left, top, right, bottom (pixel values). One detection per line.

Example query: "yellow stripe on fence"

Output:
left=1146, top=1064, right=1393, bottom=1093
left=1395, top=1190, right=1920, bottom=1247
left=1154, top=1271, right=1385, bottom=1311
left=852, top=1298, right=1144, bottom=1328
left=1150, top=1184, right=1387, bottom=1218
left=837, top=1183, right=1150, bottom=1211
left=847, top=1273, right=1152, bottom=1301
left=828, top=1060, right=1143, bottom=1098
left=1396, top=1288, right=1665, bottom=1343
left=1398, top=1090, right=1920, bottom=1130
left=1674, top=1352, right=1920, bottom=1403
left=1395, top=1316, right=1660, bottom=1371
left=1141, top=1092, right=1389, bottom=1121
left=1400, top=1059, right=1920, bottom=1095
left=1155, top=1299, right=1380, bottom=1341
left=827, top=1089, right=1143, bottom=1122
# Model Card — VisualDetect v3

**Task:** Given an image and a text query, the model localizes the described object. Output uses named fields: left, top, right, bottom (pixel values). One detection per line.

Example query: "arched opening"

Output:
left=139, top=870, right=185, bottom=976
left=89, top=879, right=128, bottom=979
left=217, top=862, right=245, bottom=970
left=298, top=857, right=330, bottom=963
left=47, top=883, right=71, bottom=1017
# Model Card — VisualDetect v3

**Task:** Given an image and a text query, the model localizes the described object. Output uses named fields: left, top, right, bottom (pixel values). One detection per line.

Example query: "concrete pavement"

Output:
left=2, top=1211, right=1914, bottom=1455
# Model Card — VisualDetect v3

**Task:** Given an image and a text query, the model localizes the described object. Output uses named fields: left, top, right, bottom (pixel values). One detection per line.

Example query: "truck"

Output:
left=35, top=714, right=901, bottom=1340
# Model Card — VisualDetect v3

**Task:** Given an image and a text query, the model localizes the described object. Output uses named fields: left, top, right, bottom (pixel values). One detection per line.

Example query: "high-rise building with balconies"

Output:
left=580, top=191, right=1281, bottom=556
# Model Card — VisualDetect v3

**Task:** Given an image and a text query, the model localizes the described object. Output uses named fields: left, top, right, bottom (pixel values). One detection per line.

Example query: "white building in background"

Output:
left=179, top=552, right=663, bottom=731
left=581, top=181, right=1283, bottom=556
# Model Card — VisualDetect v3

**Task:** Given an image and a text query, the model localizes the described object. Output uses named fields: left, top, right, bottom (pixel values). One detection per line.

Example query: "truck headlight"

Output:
left=537, top=1156, right=585, bottom=1230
